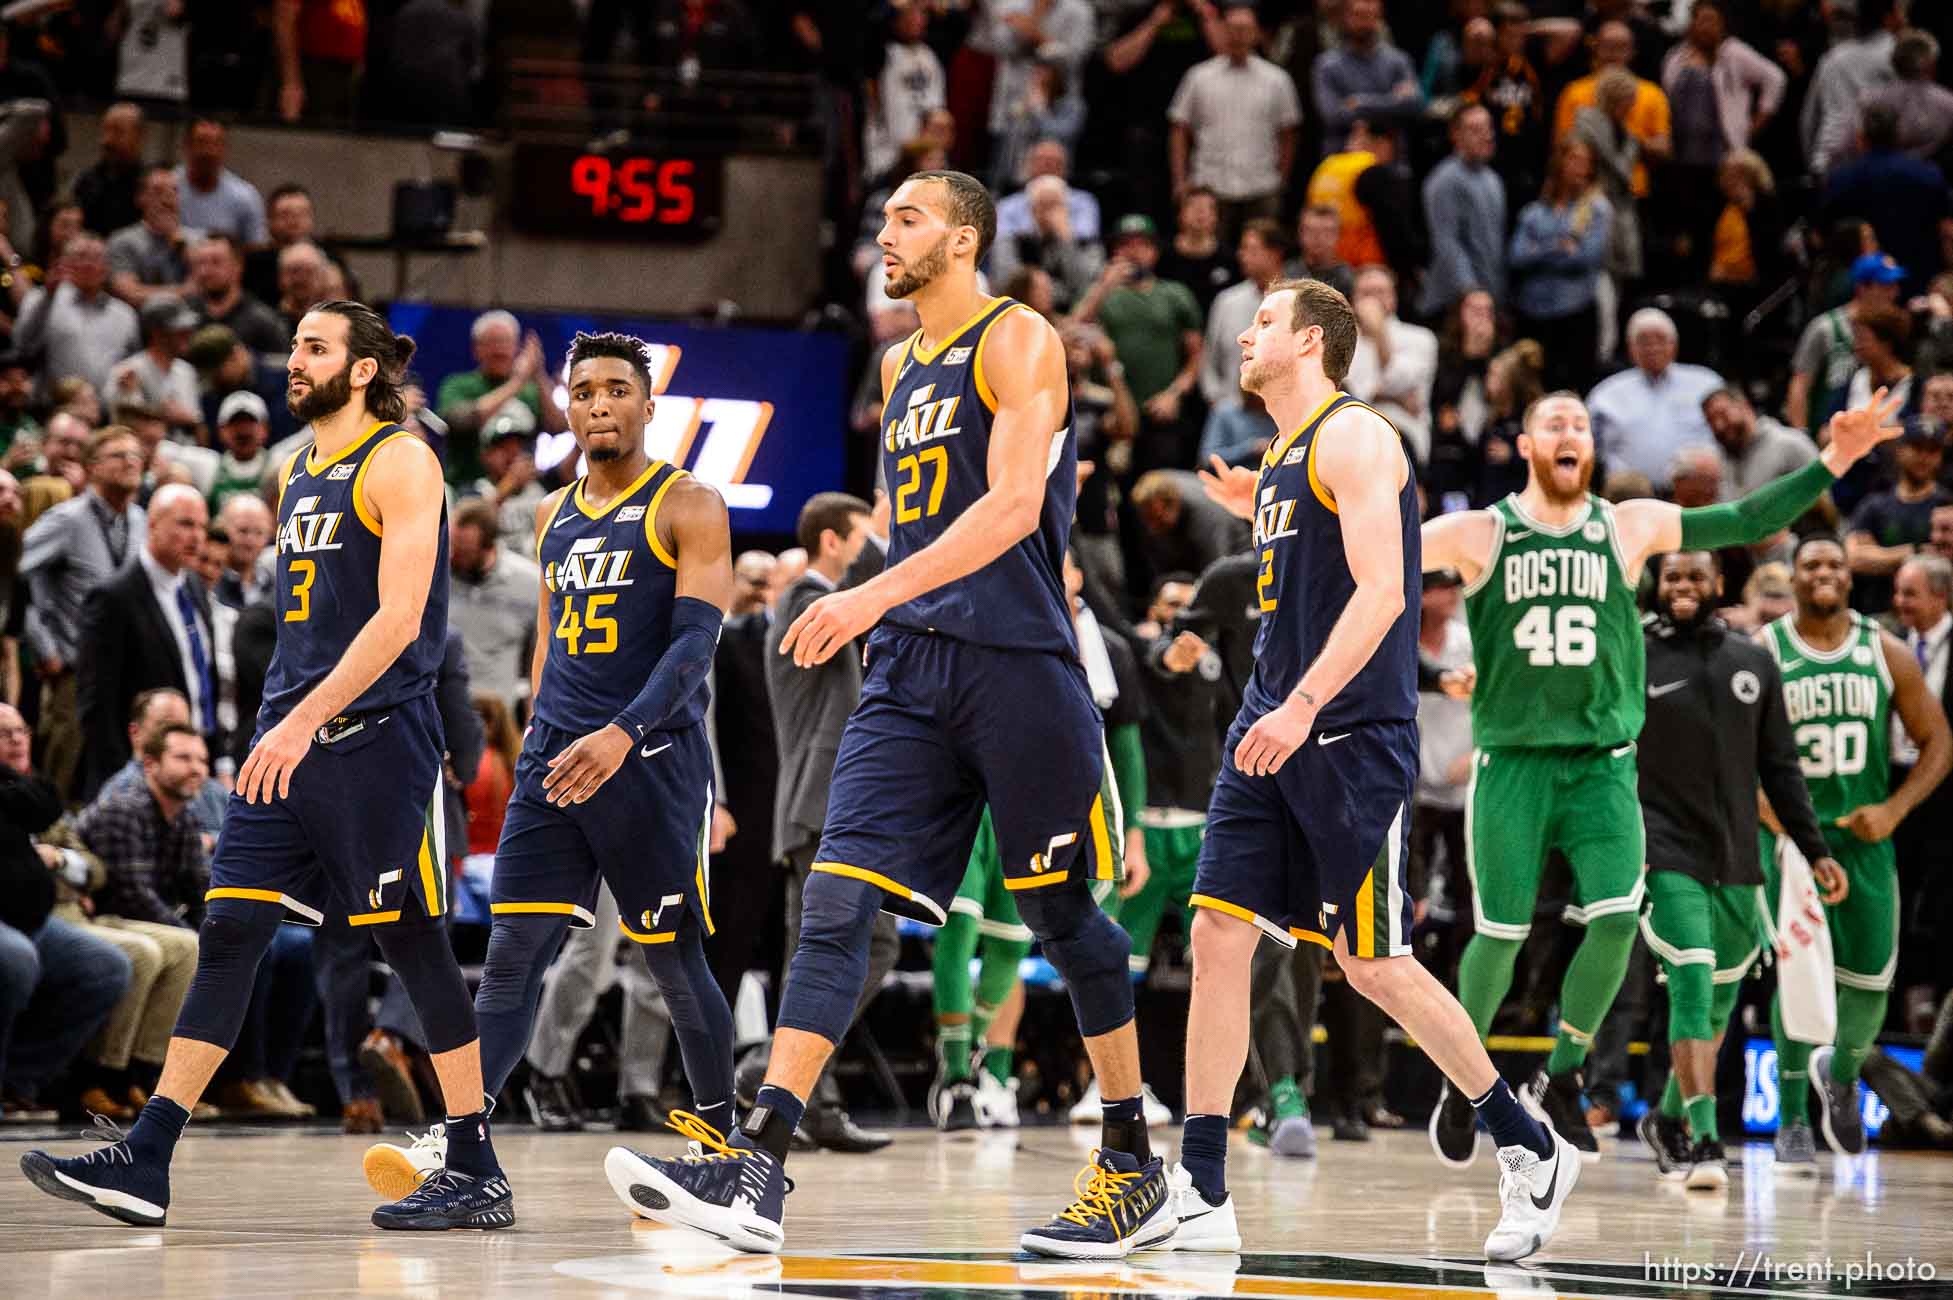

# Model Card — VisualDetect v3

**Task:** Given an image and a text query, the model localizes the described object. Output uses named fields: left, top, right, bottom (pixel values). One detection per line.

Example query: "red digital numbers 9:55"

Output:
left=510, top=143, right=724, bottom=242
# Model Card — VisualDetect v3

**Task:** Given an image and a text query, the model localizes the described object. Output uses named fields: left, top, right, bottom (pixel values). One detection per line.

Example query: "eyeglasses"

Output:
left=0, top=725, right=29, bottom=740
left=93, top=449, right=143, bottom=463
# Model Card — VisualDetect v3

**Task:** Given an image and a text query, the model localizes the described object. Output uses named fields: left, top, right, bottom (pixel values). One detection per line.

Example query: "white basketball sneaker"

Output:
left=1483, top=1128, right=1581, bottom=1263
left=1164, top=1161, right=1242, bottom=1252
left=974, top=1070, right=1021, bottom=1128
left=363, top=1123, right=447, bottom=1201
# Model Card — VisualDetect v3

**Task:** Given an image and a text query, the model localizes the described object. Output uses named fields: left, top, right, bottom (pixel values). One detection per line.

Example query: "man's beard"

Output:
left=1528, top=446, right=1593, bottom=505
left=587, top=445, right=622, bottom=462
left=886, top=234, right=950, bottom=299
left=1240, top=356, right=1283, bottom=395
left=1658, top=594, right=1712, bottom=630
left=288, top=364, right=353, bottom=423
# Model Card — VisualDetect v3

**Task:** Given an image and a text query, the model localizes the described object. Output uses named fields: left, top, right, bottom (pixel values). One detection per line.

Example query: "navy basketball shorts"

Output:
left=814, top=628, right=1121, bottom=925
left=207, top=693, right=448, bottom=926
left=1192, top=714, right=1418, bottom=958
left=489, top=718, right=715, bottom=945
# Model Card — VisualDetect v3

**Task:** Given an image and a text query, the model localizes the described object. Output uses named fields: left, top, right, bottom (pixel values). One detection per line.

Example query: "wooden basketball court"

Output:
left=3, top=1121, right=1948, bottom=1298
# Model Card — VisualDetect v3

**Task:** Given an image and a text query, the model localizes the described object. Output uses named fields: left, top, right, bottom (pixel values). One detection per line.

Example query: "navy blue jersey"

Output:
left=533, top=460, right=708, bottom=735
left=1243, top=393, right=1420, bottom=728
left=879, top=296, right=1078, bottom=655
left=264, top=421, right=448, bottom=718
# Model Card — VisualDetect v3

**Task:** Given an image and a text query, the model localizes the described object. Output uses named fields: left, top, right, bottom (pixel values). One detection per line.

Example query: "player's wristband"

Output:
left=611, top=596, right=723, bottom=739
left=1678, top=458, right=1835, bottom=551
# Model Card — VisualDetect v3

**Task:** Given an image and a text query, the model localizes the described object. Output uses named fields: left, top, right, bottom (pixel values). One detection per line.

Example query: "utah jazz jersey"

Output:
left=264, top=421, right=448, bottom=718
left=1244, top=392, right=1419, bottom=728
left=534, top=461, right=706, bottom=735
left=880, top=296, right=1077, bottom=654
left=1463, top=494, right=1643, bottom=749
left=1762, top=612, right=1893, bottom=822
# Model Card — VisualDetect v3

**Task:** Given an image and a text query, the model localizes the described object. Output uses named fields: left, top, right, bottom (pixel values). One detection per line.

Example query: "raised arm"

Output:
left=1420, top=506, right=1499, bottom=587
left=237, top=434, right=445, bottom=803
left=1235, top=406, right=1408, bottom=776
left=1616, top=387, right=1902, bottom=575
left=781, top=307, right=1068, bottom=666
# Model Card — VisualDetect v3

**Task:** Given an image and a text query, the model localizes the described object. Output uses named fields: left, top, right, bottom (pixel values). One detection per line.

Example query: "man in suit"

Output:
left=76, top=483, right=214, bottom=803
left=743, top=491, right=894, bottom=1154
left=18, top=426, right=148, bottom=799
left=1890, top=554, right=1953, bottom=1022
left=703, top=549, right=784, bottom=1011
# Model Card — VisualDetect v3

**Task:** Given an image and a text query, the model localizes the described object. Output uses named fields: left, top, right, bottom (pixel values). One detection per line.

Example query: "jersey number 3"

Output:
left=555, top=593, right=619, bottom=655
left=1514, top=604, right=1597, bottom=666
left=284, top=559, right=316, bottom=623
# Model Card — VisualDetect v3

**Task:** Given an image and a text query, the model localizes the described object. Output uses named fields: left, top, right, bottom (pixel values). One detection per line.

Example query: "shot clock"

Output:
left=509, top=142, right=725, bottom=241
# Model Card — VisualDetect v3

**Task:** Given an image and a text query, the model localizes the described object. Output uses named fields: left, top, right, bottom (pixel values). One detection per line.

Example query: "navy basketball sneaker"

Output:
left=370, top=1164, right=515, bottom=1230
left=604, top=1111, right=790, bottom=1253
left=1018, top=1147, right=1177, bottom=1259
left=19, top=1128, right=170, bottom=1227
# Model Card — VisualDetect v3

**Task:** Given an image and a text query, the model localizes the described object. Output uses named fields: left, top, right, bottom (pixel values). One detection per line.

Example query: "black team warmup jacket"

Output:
left=1638, top=612, right=1829, bottom=884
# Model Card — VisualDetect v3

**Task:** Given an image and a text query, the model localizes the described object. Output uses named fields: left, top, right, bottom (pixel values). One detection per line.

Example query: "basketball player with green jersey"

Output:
left=1419, top=387, right=1905, bottom=1165
left=1758, top=534, right=1950, bottom=1166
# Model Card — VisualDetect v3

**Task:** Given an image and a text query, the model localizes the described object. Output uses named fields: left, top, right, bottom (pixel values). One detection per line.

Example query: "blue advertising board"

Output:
left=388, top=304, right=849, bottom=536
left=1741, top=1039, right=1924, bottom=1138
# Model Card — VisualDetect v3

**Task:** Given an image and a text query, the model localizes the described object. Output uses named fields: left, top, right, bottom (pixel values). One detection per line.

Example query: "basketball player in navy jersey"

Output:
left=1166, top=280, right=1578, bottom=1263
left=359, top=332, right=739, bottom=1207
left=21, top=302, right=513, bottom=1231
left=610, top=170, right=1175, bottom=1258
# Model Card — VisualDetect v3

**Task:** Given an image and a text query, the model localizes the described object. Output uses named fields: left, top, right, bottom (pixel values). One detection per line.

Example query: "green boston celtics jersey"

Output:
left=1462, top=495, right=1644, bottom=749
left=1762, top=613, right=1892, bottom=823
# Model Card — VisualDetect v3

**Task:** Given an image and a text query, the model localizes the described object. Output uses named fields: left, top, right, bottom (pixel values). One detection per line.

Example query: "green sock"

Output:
left=1685, top=1094, right=1718, bottom=1142
left=1771, top=995, right=1812, bottom=1125
left=1269, top=1075, right=1307, bottom=1120
left=1546, top=1026, right=1593, bottom=1075
left=931, top=910, right=980, bottom=1019
left=938, top=1022, right=972, bottom=1083
left=982, top=1045, right=1013, bottom=1085
left=1832, top=986, right=1889, bottom=1085
left=1546, top=912, right=1638, bottom=1075
left=1660, top=1073, right=1685, bottom=1119
left=1456, top=934, right=1524, bottom=1039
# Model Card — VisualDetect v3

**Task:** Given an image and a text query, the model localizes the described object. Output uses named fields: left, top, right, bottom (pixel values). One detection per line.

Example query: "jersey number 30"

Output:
left=1795, top=720, right=1868, bottom=779
left=1514, top=604, right=1597, bottom=666
left=555, top=593, right=619, bottom=655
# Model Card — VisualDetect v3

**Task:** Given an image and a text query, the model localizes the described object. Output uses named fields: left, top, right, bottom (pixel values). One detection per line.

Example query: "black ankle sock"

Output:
left=1102, top=1094, right=1152, bottom=1163
left=444, top=1109, right=500, bottom=1177
left=127, top=1096, right=190, bottom=1161
left=739, top=1085, right=803, bottom=1162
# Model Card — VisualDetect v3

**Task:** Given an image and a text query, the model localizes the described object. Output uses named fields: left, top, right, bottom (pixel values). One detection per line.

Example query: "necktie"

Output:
left=175, top=583, right=216, bottom=735
left=1919, top=635, right=1931, bottom=671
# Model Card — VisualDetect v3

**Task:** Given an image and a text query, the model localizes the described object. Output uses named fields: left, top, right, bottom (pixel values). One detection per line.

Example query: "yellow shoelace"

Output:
left=1055, top=1150, right=1139, bottom=1231
left=666, top=1109, right=748, bottom=1162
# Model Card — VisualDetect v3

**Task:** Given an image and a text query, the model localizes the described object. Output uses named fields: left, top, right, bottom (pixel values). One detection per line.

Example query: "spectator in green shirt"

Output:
left=434, top=309, right=567, bottom=486
left=1074, top=214, right=1204, bottom=471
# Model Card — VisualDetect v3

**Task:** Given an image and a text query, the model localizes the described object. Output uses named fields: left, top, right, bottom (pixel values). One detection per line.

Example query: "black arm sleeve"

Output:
left=1756, top=658, right=1831, bottom=866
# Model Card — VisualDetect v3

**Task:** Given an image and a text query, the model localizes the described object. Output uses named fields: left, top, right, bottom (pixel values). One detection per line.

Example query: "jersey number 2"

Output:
left=1514, top=604, right=1596, bottom=666
left=895, top=446, right=949, bottom=523
left=555, top=593, right=619, bottom=655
